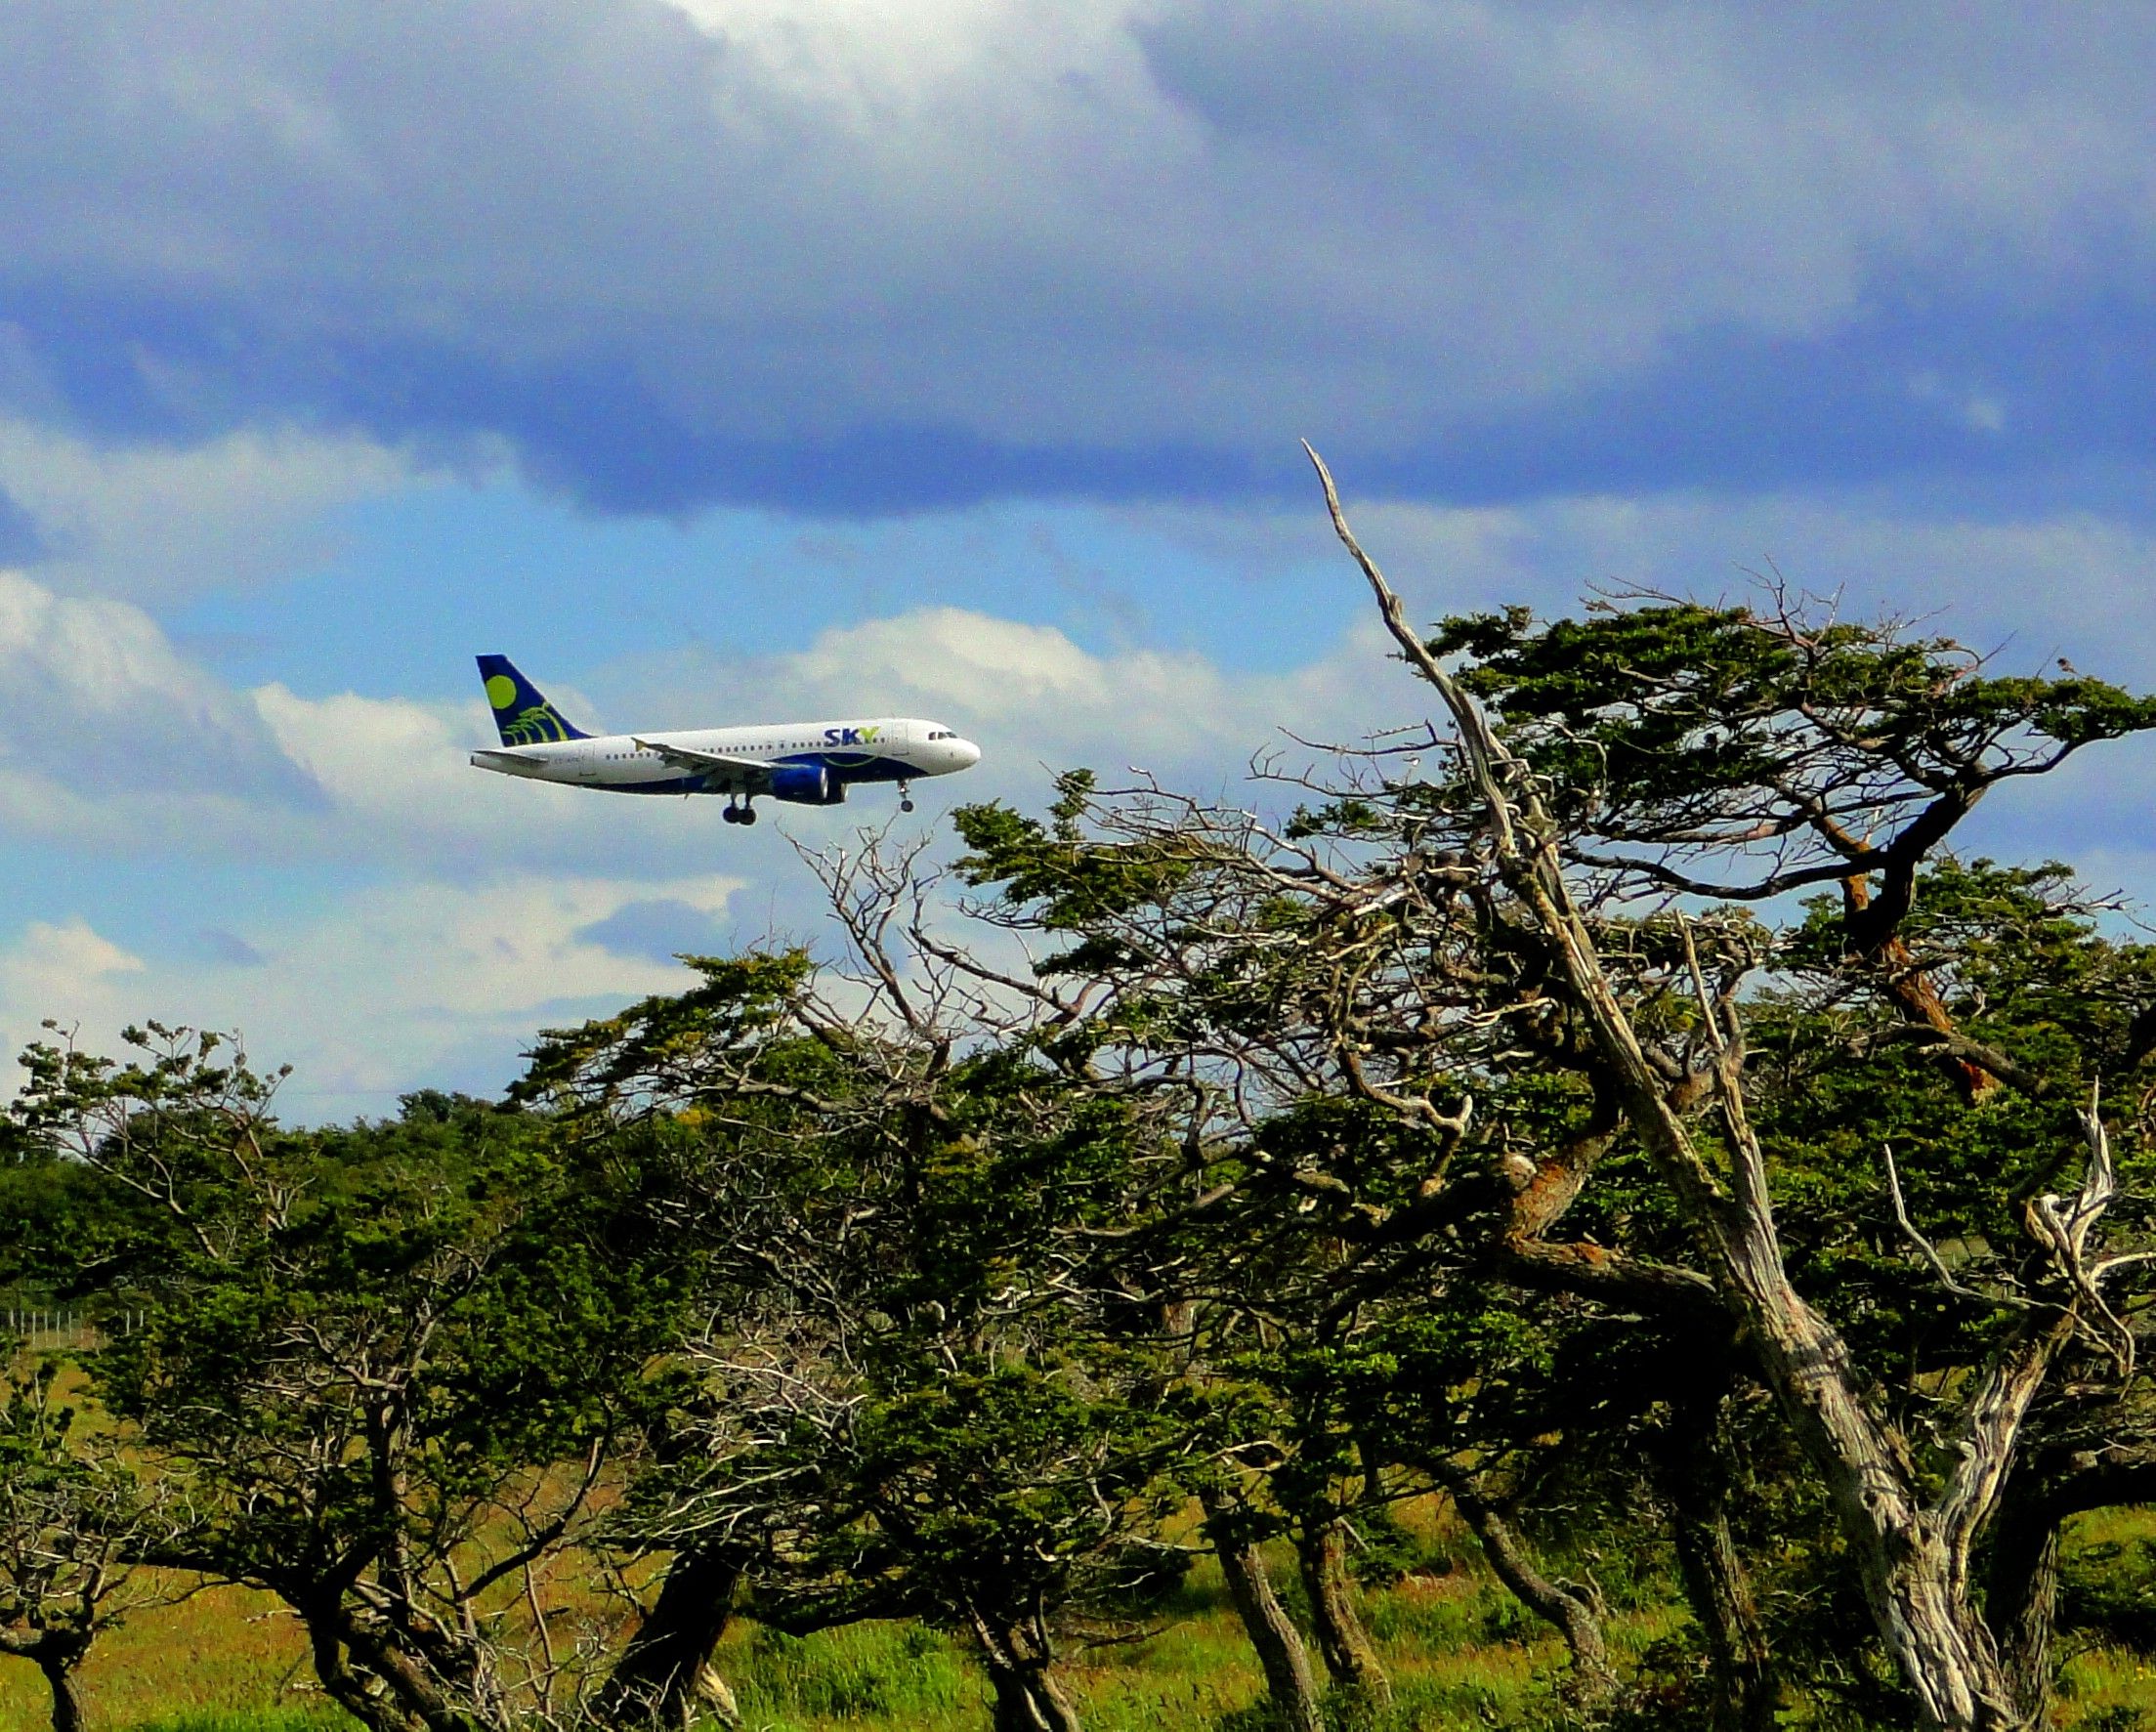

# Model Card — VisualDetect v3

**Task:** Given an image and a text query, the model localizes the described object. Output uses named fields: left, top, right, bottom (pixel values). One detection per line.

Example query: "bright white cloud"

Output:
left=245, top=680, right=832, bottom=874
left=0, top=874, right=744, bottom=1119
left=0, top=567, right=315, bottom=850
left=619, top=602, right=1399, bottom=810
left=0, top=918, right=144, bottom=1023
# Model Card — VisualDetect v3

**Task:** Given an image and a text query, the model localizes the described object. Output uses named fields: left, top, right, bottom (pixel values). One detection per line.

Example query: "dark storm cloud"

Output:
left=3, top=0, right=2154, bottom=513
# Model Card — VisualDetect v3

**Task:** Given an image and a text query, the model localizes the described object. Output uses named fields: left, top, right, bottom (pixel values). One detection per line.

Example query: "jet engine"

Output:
left=770, top=764, right=848, bottom=805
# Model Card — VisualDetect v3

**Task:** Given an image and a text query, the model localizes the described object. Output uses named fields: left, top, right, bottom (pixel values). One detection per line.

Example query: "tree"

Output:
left=1302, top=446, right=2156, bottom=1729
left=941, top=447, right=2156, bottom=1729
left=519, top=851, right=1191, bottom=1732
left=15, top=454, right=2156, bottom=1731
left=0, top=1353, right=176, bottom=1732
left=10, top=1028, right=693, bottom=1732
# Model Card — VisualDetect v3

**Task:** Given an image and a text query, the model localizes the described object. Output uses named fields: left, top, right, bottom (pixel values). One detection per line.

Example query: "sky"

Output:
left=5, top=0, right=2156, bottom=1116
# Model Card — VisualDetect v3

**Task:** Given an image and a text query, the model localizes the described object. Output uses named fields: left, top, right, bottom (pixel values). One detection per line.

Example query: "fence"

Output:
left=4, top=1307, right=144, bottom=1350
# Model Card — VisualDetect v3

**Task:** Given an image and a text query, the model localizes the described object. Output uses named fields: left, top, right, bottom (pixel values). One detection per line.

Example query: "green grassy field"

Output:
left=0, top=1552, right=1592, bottom=1732
left=9, top=1517, right=2156, bottom=1729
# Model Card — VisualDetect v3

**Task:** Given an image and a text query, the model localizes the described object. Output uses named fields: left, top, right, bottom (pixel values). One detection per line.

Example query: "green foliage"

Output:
left=954, top=773, right=1205, bottom=934
left=6, top=1024, right=702, bottom=1727
left=1434, top=597, right=2156, bottom=831
left=1340, top=1505, right=1423, bottom=1587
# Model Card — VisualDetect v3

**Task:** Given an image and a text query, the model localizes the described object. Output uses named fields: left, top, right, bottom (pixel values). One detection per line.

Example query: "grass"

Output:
left=97, top=1717, right=350, bottom=1732
left=8, top=1512, right=2156, bottom=1729
left=0, top=1578, right=321, bottom=1732
left=0, top=1540, right=1560, bottom=1732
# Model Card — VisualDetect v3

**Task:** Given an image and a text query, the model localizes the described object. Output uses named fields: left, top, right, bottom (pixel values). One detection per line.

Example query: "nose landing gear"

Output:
left=898, top=779, right=915, bottom=814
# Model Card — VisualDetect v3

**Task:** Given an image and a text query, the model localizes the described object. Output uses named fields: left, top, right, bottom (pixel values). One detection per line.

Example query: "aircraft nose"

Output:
left=952, top=737, right=982, bottom=769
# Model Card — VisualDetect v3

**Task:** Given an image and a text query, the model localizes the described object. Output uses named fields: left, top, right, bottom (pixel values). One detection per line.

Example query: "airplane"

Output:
left=467, top=655, right=982, bottom=824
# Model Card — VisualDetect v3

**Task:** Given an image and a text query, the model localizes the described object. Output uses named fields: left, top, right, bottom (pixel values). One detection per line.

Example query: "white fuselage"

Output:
left=469, top=716, right=981, bottom=797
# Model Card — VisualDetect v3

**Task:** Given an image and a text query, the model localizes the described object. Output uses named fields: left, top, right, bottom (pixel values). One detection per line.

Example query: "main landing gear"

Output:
left=723, top=798, right=758, bottom=825
left=898, top=780, right=915, bottom=813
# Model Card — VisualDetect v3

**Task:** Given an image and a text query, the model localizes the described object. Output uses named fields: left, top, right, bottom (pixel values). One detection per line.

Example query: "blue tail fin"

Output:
left=477, top=655, right=589, bottom=744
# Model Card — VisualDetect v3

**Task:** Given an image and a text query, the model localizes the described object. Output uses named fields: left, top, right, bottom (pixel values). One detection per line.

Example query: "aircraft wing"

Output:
left=632, top=738, right=777, bottom=787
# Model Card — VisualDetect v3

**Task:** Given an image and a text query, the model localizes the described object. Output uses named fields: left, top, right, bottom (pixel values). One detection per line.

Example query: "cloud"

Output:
left=3, top=1, right=2156, bottom=510
left=244, top=679, right=821, bottom=876
left=0, top=874, right=745, bottom=1120
left=0, top=567, right=319, bottom=848
left=0, top=550, right=1364, bottom=875
left=241, top=601, right=1397, bottom=871
left=574, top=897, right=736, bottom=963
left=0, top=417, right=426, bottom=601
left=0, top=918, right=144, bottom=1022
left=614, top=602, right=1399, bottom=814
left=1324, top=489, right=2156, bottom=680
left=200, top=927, right=267, bottom=968
left=10, top=470, right=2156, bottom=882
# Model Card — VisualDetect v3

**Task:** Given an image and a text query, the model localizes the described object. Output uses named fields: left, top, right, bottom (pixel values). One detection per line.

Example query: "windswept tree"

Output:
left=9, top=1030, right=695, bottom=1732
left=940, top=448, right=2156, bottom=1730
left=0, top=1354, right=179, bottom=1732
left=520, top=850, right=1193, bottom=1732
left=1320, top=454, right=2156, bottom=1732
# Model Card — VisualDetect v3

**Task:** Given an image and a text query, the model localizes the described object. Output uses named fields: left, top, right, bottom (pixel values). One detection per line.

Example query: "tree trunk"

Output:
left=1839, top=869, right=1995, bottom=1105
left=1202, top=1489, right=1326, bottom=1732
left=1296, top=1516, right=1391, bottom=1706
left=1321, top=464, right=2044, bottom=1732
left=1655, top=1382, right=1775, bottom=1732
left=1701, top=1153, right=2044, bottom=1732
left=301, top=1603, right=428, bottom=1732
left=1442, top=1471, right=1617, bottom=1707
left=591, top=1548, right=741, bottom=1725
left=1667, top=1099, right=2037, bottom=1731
left=36, top=1653, right=83, bottom=1732
left=984, top=1661, right=1083, bottom=1732
left=323, top=1600, right=477, bottom=1732
left=1666, top=1469, right=1775, bottom=1730
left=971, top=1610, right=1082, bottom=1732
left=1985, top=1502, right=2061, bottom=1728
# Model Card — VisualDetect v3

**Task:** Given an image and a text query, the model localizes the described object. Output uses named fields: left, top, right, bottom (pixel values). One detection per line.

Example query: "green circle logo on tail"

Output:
left=486, top=674, right=518, bottom=710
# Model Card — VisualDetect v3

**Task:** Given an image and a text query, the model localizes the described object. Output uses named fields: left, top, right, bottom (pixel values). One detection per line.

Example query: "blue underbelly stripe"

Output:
left=614, top=775, right=711, bottom=796
left=590, top=754, right=913, bottom=795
